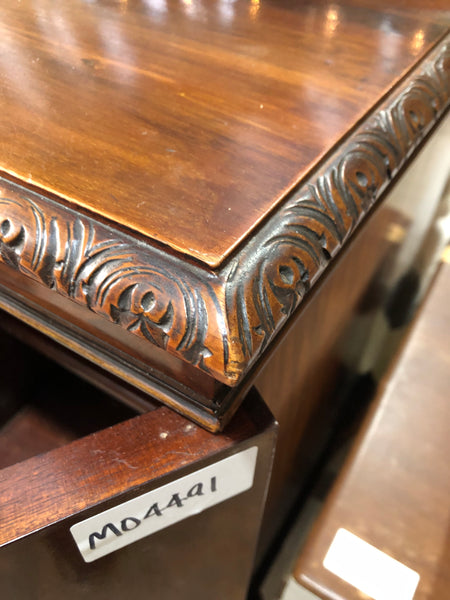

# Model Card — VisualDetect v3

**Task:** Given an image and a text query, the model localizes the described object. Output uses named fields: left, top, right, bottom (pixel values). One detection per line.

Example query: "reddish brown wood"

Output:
left=0, top=387, right=276, bottom=600
left=0, top=399, right=266, bottom=544
left=254, top=205, right=406, bottom=550
left=0, top=0, right=445, bottom=266
left=294, top=261, right=450, bottom=600
left=0, top=267, right=226, bottom=429
left=254, top=111, right=450, bottom=558
left=343, top=0, right=450, bottom=18
left=0, top=1, right=448, bottom=427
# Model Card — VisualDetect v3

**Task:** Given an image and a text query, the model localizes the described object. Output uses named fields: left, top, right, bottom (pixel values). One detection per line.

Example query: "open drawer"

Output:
left=0, top=331, right=277, bottom=600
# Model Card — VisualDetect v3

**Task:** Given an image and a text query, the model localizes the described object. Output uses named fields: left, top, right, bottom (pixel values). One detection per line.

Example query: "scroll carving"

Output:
left=0, top=40, right=449, bottom=390
left=0, top=192, right=226, bottom=376
left=222, top=41, right=450, bottom=379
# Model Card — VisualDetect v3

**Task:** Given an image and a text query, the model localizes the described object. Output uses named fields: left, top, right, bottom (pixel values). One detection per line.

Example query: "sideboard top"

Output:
left=0, top=0, right=446, bottom=266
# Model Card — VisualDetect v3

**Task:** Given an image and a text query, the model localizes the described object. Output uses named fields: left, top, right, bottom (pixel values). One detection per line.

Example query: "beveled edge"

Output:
left=0, top=36, right=449, bottom=394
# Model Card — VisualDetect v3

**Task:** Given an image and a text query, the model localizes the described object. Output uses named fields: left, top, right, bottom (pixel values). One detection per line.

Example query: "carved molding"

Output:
left=0, top=39, right=449, bottom=390
left=0, top=190, right=229, bottom=379
left=223, top=40, right=450, bottom=380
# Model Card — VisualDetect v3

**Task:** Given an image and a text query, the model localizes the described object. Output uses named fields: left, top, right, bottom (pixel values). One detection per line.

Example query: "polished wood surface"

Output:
left=0, top=0, right=445, bottom=266
left=0, top=2, right=449, bottom=426
left=1, top=43, right=449, bottom=404
left=0, top=393, right=269, bottom=545
left=294, top=261, right=450, bottom=599
left=344, top=0, right=450, bottom=20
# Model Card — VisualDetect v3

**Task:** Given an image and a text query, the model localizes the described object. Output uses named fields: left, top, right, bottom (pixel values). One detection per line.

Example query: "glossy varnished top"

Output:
left=0, top=0, right=446, bottom=266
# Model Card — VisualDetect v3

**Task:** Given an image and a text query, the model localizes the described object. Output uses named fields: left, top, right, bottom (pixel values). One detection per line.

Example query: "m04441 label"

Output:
left=70, top=446, right=258, bottom=562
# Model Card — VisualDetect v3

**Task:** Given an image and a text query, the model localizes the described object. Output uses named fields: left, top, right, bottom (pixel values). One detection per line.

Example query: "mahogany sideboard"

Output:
left=0, top=1, right=449, bottom=598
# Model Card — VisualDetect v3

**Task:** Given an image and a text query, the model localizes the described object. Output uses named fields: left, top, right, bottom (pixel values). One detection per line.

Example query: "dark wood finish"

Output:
left=0, top=2, right=449, bottom=428
left=0, top=309, right=163, bottom=416
left=0, top=269, right=227, bottom=430
left=0, top=4, right=448, bottom=593
left=0, top=385, right=277, bottom=599
left=254, top=204, right=407, bottom=553
left=294, top=261, right=450, bottom=599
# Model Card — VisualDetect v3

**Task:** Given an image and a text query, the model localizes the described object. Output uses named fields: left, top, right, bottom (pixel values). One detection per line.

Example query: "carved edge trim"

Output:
left=0, top=183, right=230, bottom=384
left=222, top=37, right=450, bottom=381
left=0, top=37, right=449, bottom=392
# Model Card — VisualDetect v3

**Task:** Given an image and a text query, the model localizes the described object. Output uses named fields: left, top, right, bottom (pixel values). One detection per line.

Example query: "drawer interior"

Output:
left=0, top=329, right=139, bottom=469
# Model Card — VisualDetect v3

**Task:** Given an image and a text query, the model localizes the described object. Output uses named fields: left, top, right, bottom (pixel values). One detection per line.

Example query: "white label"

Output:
left=323, top=529, right=420, bottom=600
left=70, top=446, right=258, bottom=562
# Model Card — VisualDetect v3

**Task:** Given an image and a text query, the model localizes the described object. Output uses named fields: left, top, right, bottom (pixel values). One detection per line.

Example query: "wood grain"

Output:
left=1, top=40, right=449, bottom=391
left=254, top=203, right=409, bottom=554
left=0, top=2, right=449, bottom=428
left=0, top=392, right=270, bottom=544
left=294, top=261, right=450, bottom=600
left=0, top=0, right=446, bottom=266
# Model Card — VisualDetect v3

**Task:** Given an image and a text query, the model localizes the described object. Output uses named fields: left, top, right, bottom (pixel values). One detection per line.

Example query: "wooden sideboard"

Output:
left=0, top=1, right=449, bottom=598
left=0, top=0, right=448, bottom=427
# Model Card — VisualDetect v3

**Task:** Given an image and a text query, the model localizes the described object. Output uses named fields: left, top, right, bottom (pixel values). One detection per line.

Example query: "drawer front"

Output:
left=0, top=372, right=276, bottom=600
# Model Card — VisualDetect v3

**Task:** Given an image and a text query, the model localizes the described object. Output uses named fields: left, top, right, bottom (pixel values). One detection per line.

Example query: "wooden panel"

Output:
left=0, top=0, right=446, bottom=266
left=0, top=388, right=277, bottom=600
left=255, top=201, right=407, bottom=556
left=294, top=261, right=450, bottom=600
